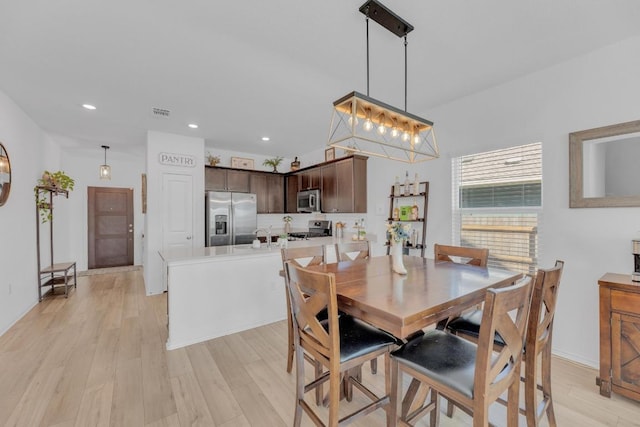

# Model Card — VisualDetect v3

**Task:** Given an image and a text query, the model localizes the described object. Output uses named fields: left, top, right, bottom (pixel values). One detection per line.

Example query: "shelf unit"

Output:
left=36, top=185, right=77, bottom=301
left=386, top=181, right=430, bottom=257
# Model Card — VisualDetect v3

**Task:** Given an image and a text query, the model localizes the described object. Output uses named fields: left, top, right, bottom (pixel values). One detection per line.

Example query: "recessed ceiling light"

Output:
left=188, top=123, right=198, bottom=129
left=261, top=136, right=270, bottom=141
left=82, top=104, right=96, bottom=110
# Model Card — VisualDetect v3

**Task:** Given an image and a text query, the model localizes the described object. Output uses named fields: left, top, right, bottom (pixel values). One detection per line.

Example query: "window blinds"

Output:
left=452, top=142, right=542, bottom=275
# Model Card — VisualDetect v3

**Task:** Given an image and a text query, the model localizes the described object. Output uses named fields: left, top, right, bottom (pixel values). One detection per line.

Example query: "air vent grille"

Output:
left=152, top=107, right=170, bottom=118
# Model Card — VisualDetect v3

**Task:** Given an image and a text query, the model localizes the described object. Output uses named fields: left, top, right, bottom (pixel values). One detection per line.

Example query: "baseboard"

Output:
left=78, top=265, right=142, bottom=276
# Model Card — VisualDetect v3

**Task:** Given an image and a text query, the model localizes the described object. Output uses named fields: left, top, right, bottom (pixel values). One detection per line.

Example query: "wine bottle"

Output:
left=413, top=173, right=420, bottom=195
left=394, top=176, right=400, bottom=196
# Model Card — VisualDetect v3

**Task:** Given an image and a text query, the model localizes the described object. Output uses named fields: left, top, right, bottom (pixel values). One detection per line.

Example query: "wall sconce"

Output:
left=100, top=145, right=111, bottom=180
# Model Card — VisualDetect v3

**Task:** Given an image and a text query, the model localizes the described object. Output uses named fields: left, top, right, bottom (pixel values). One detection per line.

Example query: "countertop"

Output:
left=159, top=234, right=377, bottom=264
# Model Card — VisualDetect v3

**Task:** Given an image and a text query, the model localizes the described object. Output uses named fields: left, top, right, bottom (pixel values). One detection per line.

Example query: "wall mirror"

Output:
left=0, top=142, right=11, bottom=206
left=570, top=120, right=640, bottom=208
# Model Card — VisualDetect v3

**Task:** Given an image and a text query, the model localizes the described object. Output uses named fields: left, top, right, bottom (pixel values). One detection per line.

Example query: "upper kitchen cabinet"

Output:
left=285, top=174, right=299, bottom=213
left=299, top=168, right=320, bottom=190
left=205, top=167, right=251, bottom=192
left=321, top=155, right=368, bottom=213
left=250, top=172, right=284, bottom=213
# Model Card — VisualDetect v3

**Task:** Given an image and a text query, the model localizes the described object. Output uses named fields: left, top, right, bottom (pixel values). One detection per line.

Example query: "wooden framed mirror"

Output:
left=570, top=120, right=640, bottom=208
left=0, top=142, right=11, bottom=206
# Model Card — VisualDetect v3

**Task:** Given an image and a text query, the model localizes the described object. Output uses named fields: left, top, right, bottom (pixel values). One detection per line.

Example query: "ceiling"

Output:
left=1, top=1, right=640, bottom=158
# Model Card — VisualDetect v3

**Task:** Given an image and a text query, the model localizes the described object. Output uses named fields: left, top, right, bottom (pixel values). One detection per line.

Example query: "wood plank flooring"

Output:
left=1, top=270, right=638, bottom=426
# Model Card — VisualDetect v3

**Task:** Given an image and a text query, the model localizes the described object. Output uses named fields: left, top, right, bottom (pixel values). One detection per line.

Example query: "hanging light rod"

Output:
left=358, top=0, right=413, bottom=37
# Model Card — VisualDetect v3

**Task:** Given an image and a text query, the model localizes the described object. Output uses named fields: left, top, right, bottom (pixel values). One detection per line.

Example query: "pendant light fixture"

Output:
left=99, top=145, right=111, bottom=180
left=327, top=0, right=439, bottom=163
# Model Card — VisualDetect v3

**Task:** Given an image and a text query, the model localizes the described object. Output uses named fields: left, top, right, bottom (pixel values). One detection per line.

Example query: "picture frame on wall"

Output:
left=231, top=157, right=255, bottom=169
left=325, top=147, right=335, bottom=162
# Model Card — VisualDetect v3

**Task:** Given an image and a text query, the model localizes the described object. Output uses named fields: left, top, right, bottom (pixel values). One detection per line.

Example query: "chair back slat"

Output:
left=285, top=262, right=339, bottom=364
left=335, top=241, right=371, bottom=262
left=434, top=243, right=489, bottom=267
left=528, top=260, right=564, bottom=356
left=475, top=276, right=533, bottom=402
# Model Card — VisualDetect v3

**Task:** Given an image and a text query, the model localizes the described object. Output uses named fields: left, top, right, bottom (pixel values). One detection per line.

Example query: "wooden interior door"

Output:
left=88, top=187, right=134, bottom=269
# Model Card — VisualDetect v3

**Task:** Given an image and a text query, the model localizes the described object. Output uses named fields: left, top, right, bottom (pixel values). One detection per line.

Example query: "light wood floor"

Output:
left=1, top=270, right=638, bottom=426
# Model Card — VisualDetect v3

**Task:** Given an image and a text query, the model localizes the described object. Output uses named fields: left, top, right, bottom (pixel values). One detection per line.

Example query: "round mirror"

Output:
left=0, top=143, right=11, bottom=206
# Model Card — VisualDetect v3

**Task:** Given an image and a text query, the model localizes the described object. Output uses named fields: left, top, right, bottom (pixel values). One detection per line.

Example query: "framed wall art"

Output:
left=231, top=157, right=255, bottom=169
left=325, top=147, right=335, bottom=162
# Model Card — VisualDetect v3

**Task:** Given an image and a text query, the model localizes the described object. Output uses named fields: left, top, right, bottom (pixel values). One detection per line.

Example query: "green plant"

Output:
left=263, top=156, right=283, bottom=172
left=35, top=170, right=75, bottom=223
left=206, top=152, right=220, bottom=166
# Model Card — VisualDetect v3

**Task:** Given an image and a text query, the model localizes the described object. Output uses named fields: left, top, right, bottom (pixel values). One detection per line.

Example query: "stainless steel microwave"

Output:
left=297, top=189, right=321, bottom=213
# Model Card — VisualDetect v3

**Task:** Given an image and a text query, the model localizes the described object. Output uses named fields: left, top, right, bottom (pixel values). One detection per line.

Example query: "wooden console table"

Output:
left=598, top=273, right=640, bottom=402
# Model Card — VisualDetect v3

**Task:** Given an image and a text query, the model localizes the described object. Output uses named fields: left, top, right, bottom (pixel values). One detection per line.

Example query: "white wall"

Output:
left=145, top=131, right=204, bottom=295
left=413, top=35, right=640, bottom=367
left=0, top=90, right=59, bottom=335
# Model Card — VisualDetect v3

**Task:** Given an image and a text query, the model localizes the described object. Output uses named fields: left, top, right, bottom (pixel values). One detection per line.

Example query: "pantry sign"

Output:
left=159, top=152, right=196, bottom=168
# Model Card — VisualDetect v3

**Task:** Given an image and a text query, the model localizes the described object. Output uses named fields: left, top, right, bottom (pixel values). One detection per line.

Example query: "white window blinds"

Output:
left=452, top=142, right=542, bottom=275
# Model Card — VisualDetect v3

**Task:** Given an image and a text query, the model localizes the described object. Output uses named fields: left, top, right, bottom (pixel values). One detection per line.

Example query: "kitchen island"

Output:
left=160, top=235, right=377, bottom=350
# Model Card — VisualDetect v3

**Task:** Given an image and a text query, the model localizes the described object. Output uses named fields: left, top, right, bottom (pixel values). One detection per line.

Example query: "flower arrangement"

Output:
left=206, top=152, right=220, bottom=166
left=283, top=215, right=293, bottom=223
left=386, top=222, right=411, bottom=243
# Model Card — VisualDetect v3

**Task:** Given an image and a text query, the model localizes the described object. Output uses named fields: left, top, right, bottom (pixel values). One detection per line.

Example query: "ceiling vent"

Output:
left=152, top=107, right=170, bottom=118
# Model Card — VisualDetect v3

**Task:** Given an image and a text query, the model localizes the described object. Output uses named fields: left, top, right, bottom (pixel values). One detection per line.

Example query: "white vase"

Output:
left=390, top=240, right=407, bottom=275
left=284, top=222, right=291, bottom=235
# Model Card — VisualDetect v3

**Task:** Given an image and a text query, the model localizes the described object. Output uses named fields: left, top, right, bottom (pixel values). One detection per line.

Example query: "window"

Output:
left=452, top=142, right=542, bottom=274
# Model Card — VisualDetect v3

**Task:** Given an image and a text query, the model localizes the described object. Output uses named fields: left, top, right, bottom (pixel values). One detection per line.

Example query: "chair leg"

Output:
left=389, top=357, right=402, bottom=426
left=286, top=295, right=294, bottom=373
left=542, top=348, right=557, bottom=427
left=293, top=347, right=305, bottom=427
left=506, top=374, right=521, bottom=427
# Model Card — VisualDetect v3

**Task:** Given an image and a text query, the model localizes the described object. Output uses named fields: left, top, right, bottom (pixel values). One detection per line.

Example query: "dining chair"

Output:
left=389, top=275, right=533, bottom=427
left=284, top=262, right=398, bottom=427
left=434, top=243, right=489, bottom=267
left=445, top=260, right=565, bottom=426
left=334, top=240, right=379, bottom=375
left=335, top=240, right=371, bottom=262
left=434, top=243, right=490, bottom=331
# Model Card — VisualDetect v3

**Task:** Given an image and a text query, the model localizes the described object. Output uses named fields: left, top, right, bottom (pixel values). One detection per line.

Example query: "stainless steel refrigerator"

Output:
left=205, top=192, right=257, bottom=246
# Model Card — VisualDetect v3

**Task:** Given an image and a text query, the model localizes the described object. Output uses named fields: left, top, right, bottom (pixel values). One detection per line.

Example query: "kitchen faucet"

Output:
left=254, top=226, right=273, bottom=248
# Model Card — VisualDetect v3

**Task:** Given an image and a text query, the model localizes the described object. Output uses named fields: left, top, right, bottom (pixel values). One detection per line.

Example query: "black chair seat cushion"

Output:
left=391, top=329, right=499, bottom=399
left=320, top=315, right=398, bottom=363
left=446, top=309, right=506, bottom=347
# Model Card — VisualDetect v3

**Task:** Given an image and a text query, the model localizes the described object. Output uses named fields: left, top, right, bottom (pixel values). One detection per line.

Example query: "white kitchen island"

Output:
left=160, top=235, right=377, bottom=350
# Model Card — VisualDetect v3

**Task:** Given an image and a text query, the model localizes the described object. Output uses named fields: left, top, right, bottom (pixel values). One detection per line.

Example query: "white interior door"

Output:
left=162, top=173, right=193, bottom=252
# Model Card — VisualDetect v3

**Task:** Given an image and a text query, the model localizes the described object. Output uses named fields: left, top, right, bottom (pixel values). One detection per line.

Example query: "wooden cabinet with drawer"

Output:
left=598, top=273, right=640, bottom=403
left=205, top=167, right=250, bottom=192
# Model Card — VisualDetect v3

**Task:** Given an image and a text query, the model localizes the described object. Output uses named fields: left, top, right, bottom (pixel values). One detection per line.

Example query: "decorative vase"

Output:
left=390, top=240, right=407, bottom=275
left=284, top=222, right=291, bottom=235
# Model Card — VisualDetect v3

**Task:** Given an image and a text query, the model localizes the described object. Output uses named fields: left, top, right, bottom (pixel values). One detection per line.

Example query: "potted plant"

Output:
left=206, top=152, right=220, bottom=166
left=263, top=156, right=283, bottom=172
left=35, top=170, right=75, bottom=223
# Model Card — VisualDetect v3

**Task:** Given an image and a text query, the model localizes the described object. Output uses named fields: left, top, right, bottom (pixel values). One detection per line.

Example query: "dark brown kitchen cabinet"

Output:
left=320, top=155, right=367, bottom=213
left=299, top=168, right=320, bottom=190
left=250, top=172, right=284, bottom=213
left=286, top=174, right=299, bottom=213
left=205, top=167, right=250, bottom=192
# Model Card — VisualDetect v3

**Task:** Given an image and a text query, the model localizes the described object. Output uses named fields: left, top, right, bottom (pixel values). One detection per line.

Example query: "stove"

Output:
left=289, top=220, right=333, bottom=240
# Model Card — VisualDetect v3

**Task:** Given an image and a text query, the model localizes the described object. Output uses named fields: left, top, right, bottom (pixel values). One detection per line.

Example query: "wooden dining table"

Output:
left=305, top=255, right=523, bottom=340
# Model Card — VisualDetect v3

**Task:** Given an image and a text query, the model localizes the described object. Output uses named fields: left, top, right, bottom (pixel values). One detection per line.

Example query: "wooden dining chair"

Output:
left=445, top=260, right=565, bottom=426
left=434, top=243, right=490, bottom=331
left=389, top=275, right=533, bottom=427
left=284, top=262, right=397, bottom=427
left=335, top=240, right=371, bottom=262
left=434, top=243, right=489, bottom=267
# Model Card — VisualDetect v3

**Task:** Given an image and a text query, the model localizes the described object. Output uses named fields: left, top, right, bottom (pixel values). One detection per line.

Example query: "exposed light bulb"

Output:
left=348, top=115, right=359, bottom=127
left=402, top=131, right=410, bottom=142
left=363, top=118, right=373, bottom=132
left=377, top=123, right=387, bottom=135
left=413, top=134, right=421, bottom=144
left=390, top=119, right=399, bottom=138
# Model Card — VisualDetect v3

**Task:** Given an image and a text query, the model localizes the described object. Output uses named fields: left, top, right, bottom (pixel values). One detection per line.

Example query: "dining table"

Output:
left=305, top=255, right=523, bottom=340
